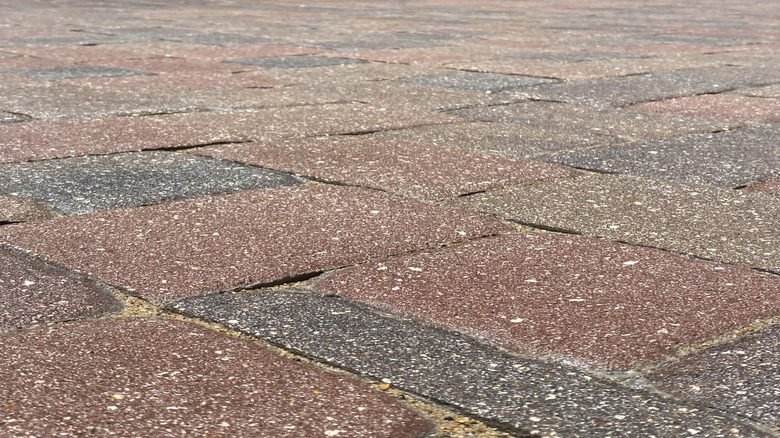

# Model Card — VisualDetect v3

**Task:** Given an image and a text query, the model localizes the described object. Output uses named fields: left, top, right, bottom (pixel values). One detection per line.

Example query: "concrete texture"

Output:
left=226, top=55, right=365, bottom=68
left=397, top=71, right=557, bottom=93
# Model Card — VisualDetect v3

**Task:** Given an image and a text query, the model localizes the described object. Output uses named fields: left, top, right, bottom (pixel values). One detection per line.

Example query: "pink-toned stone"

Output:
left=316, top=233, right=780, bottom=370
left=628, top=94, right=780, bottom=126
left=0, top=317, right=434, bottom=437
left=0, top=194, right=55, bottom=223
left=0, top=185, right=509, bottom=303
left=748, top=179, right=780, bottom=197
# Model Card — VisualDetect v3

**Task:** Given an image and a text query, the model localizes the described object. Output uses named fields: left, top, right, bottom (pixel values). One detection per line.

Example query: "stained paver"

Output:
left=315, top=233, right=780, bottom=371
left=396, top=71, right=557, bottom=93
left=627, top=94, right=780, bottom=126
left=0, top=104, right=459, bottom=163
left=226, top=55, right=366, bottom=68
left=193, top=136, right=574, bottom=201
left=168, top=289, right=771, bottom=437
left=448, top=174, right=780, bottom=273
left=542, top=124, right=780, bottom=188
left=648, top=323, right=780, bottom=429
left=0, top=184, right=509, bottom=303
left=4, top=66, right=155, bottom=81
left=0, top=194, right=55, bottom=223
left=0, top=151, right=302, bottom=214
left=0, top=317, right=434, bottom=437
left=0, top=248, right=120, bottom=332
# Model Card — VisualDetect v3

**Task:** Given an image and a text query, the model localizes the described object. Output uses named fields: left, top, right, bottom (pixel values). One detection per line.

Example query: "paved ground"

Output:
left=1, top=0, right=779, bottom=436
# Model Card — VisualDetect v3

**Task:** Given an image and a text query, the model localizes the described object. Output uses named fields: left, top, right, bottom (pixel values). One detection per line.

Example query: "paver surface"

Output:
left=2, top=0, right=780, bottom=435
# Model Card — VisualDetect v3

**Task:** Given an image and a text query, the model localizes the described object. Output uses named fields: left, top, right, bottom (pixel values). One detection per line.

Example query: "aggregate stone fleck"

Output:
left=168, top=289, right=771, bottom=437
left=0, top=317, right=435, bottom=437
left=648, top=323, right=780, bottom=429
left=4, top=66, right=156, bottom=81
left=0, top=184, right=509, bottom=303
left=448, top=174, right=780, bottom=273
left=0, top=248, right=120, bottom=332
left=0, top=194, right=55, bottom=223
left=542, top=124, right=780, bottom=188
left=0, top=151, right=302, bottom=214
left=315, top=233, right=780, bottom=371
left=193, top=136, right=575, bottom=201
left=226, top=55, right=366, bottom=68
left=396, top=71, right=557, bottom=93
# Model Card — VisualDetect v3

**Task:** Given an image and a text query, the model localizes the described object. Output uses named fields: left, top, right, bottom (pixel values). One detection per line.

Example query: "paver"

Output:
left=542, top=124, right=780, bottom=188
left=396, top=71, right=557, bottom=93
left=168, top=289, right=771, bottom=437
left=3, top=66, right=155, bottom=81
left=627, top=94, right=780, bottom=126
left=648, top=323, right=780, bottom=429
left=0, top=184, right=509, bottom=303
left=315, top=233, right=780, bottom=371
left=0, top=248, right=120, bottom=332
left=225, top=55, right=366, bottom=68
left=193, top=136, right=574, bottom=201
left=448, top=174, right=780, bottom=273
left=0, top=317, right=434, bottom=437
left=0, top=151, right=302, bottom=214
left=0, top=194, right=55, bottom=223
left=748, top=179, right=780, bottom=197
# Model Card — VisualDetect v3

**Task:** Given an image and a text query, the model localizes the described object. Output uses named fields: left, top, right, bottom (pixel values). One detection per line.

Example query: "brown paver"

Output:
left=0, top=248, right=120, bottom=332
left=316, top=233, right=780, bottom=371
left=648, top=323, right=780, bottom=429
left=0, top=317, right=434, bottom=437
left=0, top=104, right=459, bottom=163
left=628, top=94, right=780, bottom=126
left=0, top=184, right=509, bottom=303
left=449, top=174, right=780, bottom=273
left=0, top=194, right=55, bottom=223
left=193, top=136, right=575, bottom=201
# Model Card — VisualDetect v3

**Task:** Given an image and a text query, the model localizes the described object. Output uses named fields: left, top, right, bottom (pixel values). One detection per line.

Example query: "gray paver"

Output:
left=0, top=151, right=302, bottom=214
left=226, top=55, right=366, bottom=68
left=5, top=66, right=155, bottom=81
left=0, top=248, right=120, bottom=332
left=0, top=317, right=435, bottom=437
left=168, top=289, right=771, bottom=437
left=542, top=124, right=780, bottom=188
left=448, top=174, right=780, bottom=273
left=396, top=72, right=557, bottom=93
left=0, top=184, right=509, bottom=303
left=648, top=323, right=780, bottom=429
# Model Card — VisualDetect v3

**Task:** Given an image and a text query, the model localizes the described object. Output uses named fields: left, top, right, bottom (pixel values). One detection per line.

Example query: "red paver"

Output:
left=0, top=248, right=119, bottom=331
left=0, top=104, right=459, bottom=163
left=0, top=185, right=509, bottom=303
left=0, top=317, right=434, bottom=437
left=748, top=179, right=780, bottom=197
left=0, top=194, right=55, bottom=223
left=316, top=233, right=780, bottom=371
left=628, top=94, right=780, bottom=126
left=194, top=136, right=575, bottom=201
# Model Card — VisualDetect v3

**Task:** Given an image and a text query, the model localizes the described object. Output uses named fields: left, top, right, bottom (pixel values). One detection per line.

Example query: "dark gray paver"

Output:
left=169, top=289, right=771, bottom=437
left=315, top=233, right=780, bottom=371
left=0, top=151, right=302, bottom=214
left=0, top=194, right=55, bottom=223
left=4, top=66, right=156, bottom=81
left=0, top=184, right=509, bottom=303
left=396, top=72, right=557, bottom=93
left=193, top=136, right=575, bottom=201
left=542, top=124, right=780, bottom=188
left=226, top=55, right=366, bottom=68
left=648, top=323, right=780, bottom=429
left=448, top=174, right=780, bottom=273
left=0, top=317, right=435, bottom=437
left=0, top=248, right=120, bottom=332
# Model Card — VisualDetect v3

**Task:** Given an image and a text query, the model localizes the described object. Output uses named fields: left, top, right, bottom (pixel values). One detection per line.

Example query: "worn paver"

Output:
left=0, top=248, right=120, bottom=332
left=0, top=317, right=434, bottom=437
left=542, top=124, right=780, bottom=188
left=315, top=233, right=780, bottom=371
left=0, top=184, right=509, bottom=303
left=448, top=174, right=780, bottom=273
left=168, top=289, right=771, bottom=437
left=0, top=151, right=302, bottom=214
left=648, top=323, right=780, bottom=429
left=193, top=136, right=574, bottom=201
left=0, top=194, right=55, bottom=223
left=627, top=94, right=780, bottom=127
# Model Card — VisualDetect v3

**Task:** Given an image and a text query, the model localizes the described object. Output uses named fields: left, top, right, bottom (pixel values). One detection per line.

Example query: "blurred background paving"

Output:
left=1, top=0, right=779, bottom=436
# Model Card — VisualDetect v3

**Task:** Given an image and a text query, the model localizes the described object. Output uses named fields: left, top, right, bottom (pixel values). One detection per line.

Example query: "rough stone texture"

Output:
left=396, top=72, right=557, bottom=93
left=226, top=55, right=366, bottom=68
left=648, top=323, right=780, bottom=429
left=193, top=136, right=575, bottom=201
left=0, top=194, right=56, bottom=223
left=0, top=185, right=509, bottom=303
left=748, top=179, right=780, bottom=197
left=315, top=233, right=780, bottom=371
left=448, top=174, right=780, bottom=273
left=0, top=248, right=120, bottom=332
left=542, top=124, right=780, bottom=188
left=168, top=289, right=770, bottom=437
left=0, top=151, right=302, bottom=214
left=0, top=104, right=459, bottom=163
left=627, top=94, right=780, bottom=126
left=0, top=317, right=435, bottom=437
left=734, top=84, right=780, bottom=98
left=4, top=66, right=155, bottom=81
